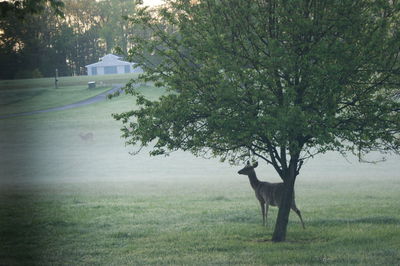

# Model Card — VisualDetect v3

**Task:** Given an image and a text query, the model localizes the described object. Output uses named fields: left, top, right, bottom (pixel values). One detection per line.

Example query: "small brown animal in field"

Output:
left=79, top=132, right=94, bottom=142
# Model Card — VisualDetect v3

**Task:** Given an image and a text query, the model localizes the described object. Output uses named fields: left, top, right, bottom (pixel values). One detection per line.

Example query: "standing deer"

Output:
left=238, top=161, right=305, bottom=229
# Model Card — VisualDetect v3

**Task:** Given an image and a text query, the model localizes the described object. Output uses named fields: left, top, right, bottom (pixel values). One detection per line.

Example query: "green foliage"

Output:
left=0, top=0, right=64, bottom=19
left=97, top=0, right=144, bottom=54
left=116, top=0, right=400, bottom=175
left=0, top=0, right=146, bottom=79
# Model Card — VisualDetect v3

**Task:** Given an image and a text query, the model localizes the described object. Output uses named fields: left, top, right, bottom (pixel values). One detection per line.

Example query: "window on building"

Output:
left=124, top=65, right=130, bottom=73
left=104, top=66, right=117, bottom=74
left=92, top=67, right=97, bottom=75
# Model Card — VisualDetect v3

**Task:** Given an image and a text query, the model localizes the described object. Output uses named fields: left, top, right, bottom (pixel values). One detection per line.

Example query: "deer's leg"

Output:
left=265, top=202, right=269, bottom=227
left=259, top=201, right=265, bottom=226
left=291, top=205, right=305, bottom=229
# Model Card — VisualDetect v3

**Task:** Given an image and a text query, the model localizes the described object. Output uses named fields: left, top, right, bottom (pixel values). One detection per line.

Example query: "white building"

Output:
left=85, top=54, right=142, bottom=76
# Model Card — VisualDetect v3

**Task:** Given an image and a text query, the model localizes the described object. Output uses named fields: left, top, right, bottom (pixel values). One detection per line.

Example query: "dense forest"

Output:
left=0, top=0, right=149, bottom=79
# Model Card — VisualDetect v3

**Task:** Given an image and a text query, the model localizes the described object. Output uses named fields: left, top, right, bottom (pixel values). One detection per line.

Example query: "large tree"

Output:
left=114, top=0, right=400, bottom=242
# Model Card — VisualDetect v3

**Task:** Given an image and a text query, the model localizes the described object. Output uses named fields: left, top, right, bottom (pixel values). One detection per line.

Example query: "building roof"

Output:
left=85, top=54, right=134, bottom=68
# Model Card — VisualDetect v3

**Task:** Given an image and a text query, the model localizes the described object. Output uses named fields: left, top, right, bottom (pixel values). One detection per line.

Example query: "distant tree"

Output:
left=0, top=0, right=70, bottom=78
left=62, top=0, right=105, bottom=75
left=98, top=0, right=143, bottom=54
left=0, top=0, right=150, bottom=79
left=115, top=0, right=400, bottom=242
left=0, top=3, right=71, bottom=78
left=0, top=0, right=64, bottom=19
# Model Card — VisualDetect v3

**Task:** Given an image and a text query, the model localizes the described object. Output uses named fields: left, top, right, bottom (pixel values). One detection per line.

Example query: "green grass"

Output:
left=0, top=85, right=114, bottom=115
left=1, top=179, right=399, bottom=265
left=0, top=78, right=399, bottom=265
left=0, top=73, right=138, bottom=90
left=0, top=73, right=141, bottom=116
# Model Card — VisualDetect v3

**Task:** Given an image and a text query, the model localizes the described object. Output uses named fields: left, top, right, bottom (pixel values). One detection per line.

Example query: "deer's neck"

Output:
left=247, top=172, right=261, bottom=190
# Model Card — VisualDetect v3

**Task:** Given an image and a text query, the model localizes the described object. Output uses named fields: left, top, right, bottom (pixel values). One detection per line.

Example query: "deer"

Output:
left=79, top=132, right=94, bottom=142
left=238, top=161, right=305, bottom=229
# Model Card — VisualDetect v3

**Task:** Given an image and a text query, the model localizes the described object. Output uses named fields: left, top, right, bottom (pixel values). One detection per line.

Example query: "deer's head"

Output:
left=238, top=161, right=258, bottom=175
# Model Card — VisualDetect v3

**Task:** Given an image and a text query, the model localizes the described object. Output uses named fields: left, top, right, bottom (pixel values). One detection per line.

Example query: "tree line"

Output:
left=0, top=0, right=146, bottom=79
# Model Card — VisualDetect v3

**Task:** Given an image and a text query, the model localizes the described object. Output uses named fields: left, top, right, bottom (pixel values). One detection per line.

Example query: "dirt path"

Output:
left=0, top=84, right=123, bottom=119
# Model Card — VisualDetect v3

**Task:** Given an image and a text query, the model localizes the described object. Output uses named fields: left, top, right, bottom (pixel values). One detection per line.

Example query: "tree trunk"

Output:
left=272, top=163, right=297, bottom=242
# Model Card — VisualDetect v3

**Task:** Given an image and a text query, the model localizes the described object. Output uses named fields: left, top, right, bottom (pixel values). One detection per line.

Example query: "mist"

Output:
left=1, top=112, right=399, bottom=186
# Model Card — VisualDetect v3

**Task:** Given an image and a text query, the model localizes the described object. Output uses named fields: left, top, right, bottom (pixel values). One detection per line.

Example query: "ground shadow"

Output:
left=309, top=216, right=400, bottom=226
left=0, top=188, right=44, bottom=265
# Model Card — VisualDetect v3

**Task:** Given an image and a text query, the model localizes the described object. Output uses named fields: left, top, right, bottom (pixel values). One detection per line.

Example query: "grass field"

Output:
left=0, top=73, right=140, bottom=116
left=0, top=73, right=136, bottom=90
left=1, top=76, right=400, bottom=265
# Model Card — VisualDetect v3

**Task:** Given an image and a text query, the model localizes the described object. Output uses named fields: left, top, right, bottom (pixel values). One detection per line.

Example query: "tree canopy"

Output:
left=0, top=0, right=64, bottom=19
left=115, top=0, right=400, bottom=241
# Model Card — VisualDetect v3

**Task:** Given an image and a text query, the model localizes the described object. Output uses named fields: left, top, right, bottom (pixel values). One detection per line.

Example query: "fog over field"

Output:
left=1, top=113, right=399, bottom=186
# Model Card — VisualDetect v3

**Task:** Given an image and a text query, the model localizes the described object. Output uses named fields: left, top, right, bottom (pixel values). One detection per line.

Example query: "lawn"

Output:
left=0, top=77, right=399, bottom=265
left=0, top=73, right=137, bottom=90
left=0, top=73, right=141, bottom=116
left=1, top=177, right=399, bottom=265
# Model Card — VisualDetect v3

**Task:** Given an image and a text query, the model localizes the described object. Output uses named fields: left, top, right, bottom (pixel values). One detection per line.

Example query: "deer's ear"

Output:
left=253, top=162, right=258, bottom=168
